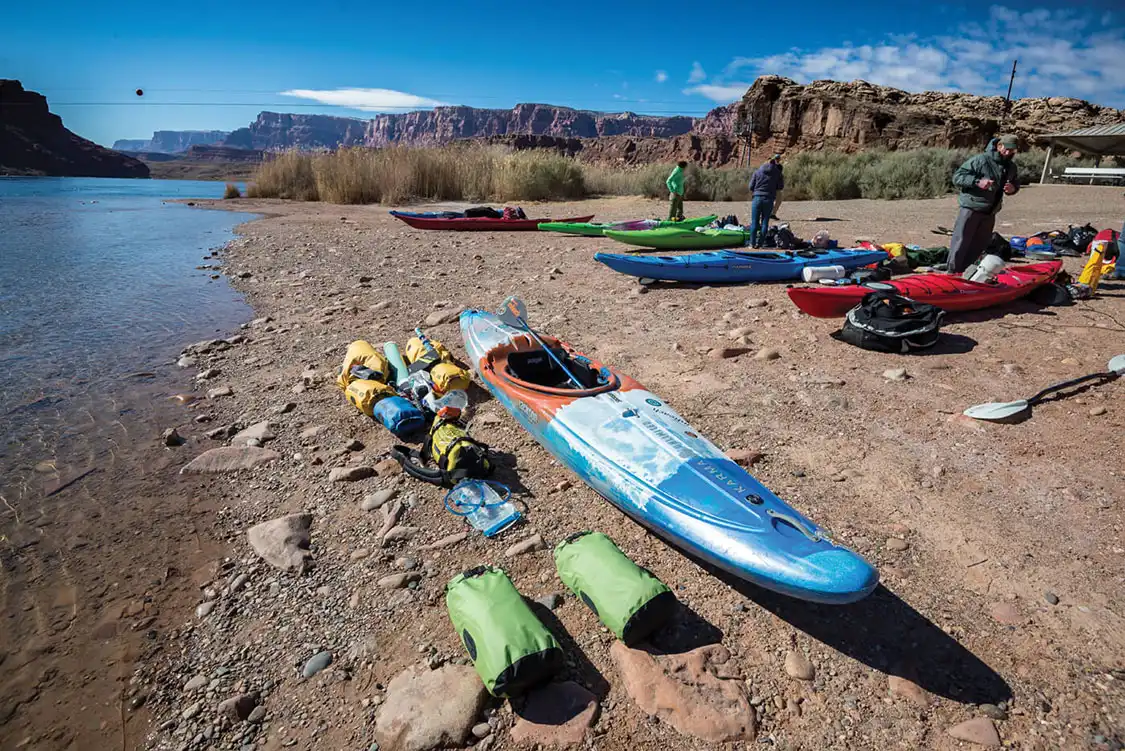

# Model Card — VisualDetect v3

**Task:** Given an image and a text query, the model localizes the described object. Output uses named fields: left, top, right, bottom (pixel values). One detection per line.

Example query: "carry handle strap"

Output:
left=390, top=445, right=444, bottom=485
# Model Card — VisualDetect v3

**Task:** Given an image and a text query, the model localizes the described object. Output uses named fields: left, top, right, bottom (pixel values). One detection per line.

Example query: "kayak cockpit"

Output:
left=486, top=334, right=619, bottom=396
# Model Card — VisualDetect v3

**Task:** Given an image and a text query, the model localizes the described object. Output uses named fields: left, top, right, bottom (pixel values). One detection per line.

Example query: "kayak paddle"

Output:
left=497, top=296, right=586, bottom=390
left=963, top=355, right=1125, bottom=421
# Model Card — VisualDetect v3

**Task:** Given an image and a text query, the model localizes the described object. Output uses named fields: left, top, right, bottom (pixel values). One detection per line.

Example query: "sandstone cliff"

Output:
left=220, top=104, right=694, bottom=151
left=113, top=130, right=229, bottom=153
left=735, top=75, right=1125, bottom=161
left=0, top=80, right=149, bottom=177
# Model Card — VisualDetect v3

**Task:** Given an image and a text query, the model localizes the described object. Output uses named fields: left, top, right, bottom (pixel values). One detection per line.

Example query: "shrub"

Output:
left=222, top=182, right=241, bottom=199
left=246, top=151, right=319, bottom=201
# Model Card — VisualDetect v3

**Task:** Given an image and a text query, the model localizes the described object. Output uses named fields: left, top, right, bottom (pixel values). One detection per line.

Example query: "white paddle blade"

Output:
left=497, top=296, right=528, bottom=328
left=1110, top=354, right=1125, bottom=375
left=963, top=400, right=1030, bottom=421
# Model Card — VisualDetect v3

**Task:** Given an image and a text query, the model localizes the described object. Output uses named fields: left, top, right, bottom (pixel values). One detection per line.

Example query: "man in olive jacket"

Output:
left=947, top=135, right=1021, bottom=273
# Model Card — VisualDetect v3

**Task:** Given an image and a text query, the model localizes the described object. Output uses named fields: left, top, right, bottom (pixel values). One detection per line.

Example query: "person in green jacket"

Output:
left=666, top=160, right=687, bottom=221
left=947, top=135, right=1020, bottom=273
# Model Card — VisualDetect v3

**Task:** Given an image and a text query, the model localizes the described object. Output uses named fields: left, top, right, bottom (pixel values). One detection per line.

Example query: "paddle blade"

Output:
left=497, top=296, right=529, bottom=328
left=1110, top=354, right=1125, bottom=374
left=963, top=400, right=1030, bottom=421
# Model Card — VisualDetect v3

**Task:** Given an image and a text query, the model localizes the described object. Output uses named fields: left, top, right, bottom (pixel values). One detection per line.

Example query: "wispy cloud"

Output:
left=682, top=83, right=752, bottom=103
left=655, top=70, right=668, bottom=83
left=690, top=6, right=1125, bottom=106
left=688, top=62, right=706, bottom=84
left=279, top=88, right=448, bottom=111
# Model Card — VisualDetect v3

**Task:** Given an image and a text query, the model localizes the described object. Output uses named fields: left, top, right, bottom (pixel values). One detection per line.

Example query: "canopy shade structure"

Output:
left=1040, top=123, right=1125, bottom=184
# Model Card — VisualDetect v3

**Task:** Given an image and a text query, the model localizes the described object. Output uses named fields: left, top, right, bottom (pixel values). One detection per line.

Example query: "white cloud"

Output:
left=682, top=83, right=752, bottom=102
left=688, top=6, right=1125, bottom=107
left=655, top=70, right=668, bottom=83
left=688, top=62, right=706, bottom=83
left=279, top=88, right=448, bottom=111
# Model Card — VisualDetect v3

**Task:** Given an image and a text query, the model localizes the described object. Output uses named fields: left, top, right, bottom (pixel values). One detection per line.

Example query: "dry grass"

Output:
left=245, top=145, right=1108, bottom=205
left=222, top=182, right=241, bottom=199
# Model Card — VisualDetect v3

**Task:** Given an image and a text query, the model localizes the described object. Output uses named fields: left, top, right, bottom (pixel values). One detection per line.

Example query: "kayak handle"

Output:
left=766, top=509, right=824, bottom=543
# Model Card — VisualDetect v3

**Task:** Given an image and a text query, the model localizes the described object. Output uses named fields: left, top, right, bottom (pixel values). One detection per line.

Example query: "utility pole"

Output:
left=1001, top=59, right=1018, bottom=128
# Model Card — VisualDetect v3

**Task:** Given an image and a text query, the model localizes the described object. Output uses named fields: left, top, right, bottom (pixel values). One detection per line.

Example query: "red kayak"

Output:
left=391, top=211, right=594, bottom=231
left=787, top=261, right=1063, bottom=318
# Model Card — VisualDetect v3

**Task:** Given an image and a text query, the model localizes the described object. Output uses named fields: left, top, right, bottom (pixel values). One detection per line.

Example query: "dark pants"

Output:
left=668, top=193, right=684, bottom=221
left=750, top=195, right=774, bottom=247
left=947, top=207, right=996, bottom=273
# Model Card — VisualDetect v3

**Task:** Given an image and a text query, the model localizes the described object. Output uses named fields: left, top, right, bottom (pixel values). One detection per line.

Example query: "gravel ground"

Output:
left=4, top=186, right=1124, bottom=751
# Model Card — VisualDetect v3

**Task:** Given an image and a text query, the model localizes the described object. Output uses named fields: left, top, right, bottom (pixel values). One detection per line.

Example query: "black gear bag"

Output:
left=832, top=292, right=944, bottom=354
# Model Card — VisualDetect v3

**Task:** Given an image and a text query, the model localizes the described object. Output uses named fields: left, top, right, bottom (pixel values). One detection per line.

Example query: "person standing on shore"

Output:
left=666, top=160, right=687, bottom=221
left=748, top=153, right=784, bottom=248
left=947, top=135, right=1021, bottom=273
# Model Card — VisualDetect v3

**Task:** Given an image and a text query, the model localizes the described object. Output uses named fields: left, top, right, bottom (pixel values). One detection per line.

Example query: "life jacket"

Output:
left=392, top=415, right=493, bottom=486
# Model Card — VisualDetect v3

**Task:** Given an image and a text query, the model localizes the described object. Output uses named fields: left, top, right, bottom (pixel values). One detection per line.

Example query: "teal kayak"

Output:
left=539, top=215, right=717, bottom=237
left=604, top=226, right=748, bottom=251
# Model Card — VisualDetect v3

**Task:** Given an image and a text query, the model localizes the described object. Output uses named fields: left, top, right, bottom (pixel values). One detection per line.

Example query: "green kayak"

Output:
left=539, top=215, right=717, bottom=237
left=604, top=226, right=748, bottom=251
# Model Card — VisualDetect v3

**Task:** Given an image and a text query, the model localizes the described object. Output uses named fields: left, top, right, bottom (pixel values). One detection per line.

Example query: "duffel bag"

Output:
left=832, top=292, right=944, bottom=354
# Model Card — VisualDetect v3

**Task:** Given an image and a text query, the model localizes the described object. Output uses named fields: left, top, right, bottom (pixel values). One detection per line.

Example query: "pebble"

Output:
left=183, top=675, right=207, bottom=692
left=161, top=428, right=183, bottom=447
left=946, top=717, right=1001, bottom=746
left=754, top=347, right=781, bottom=361
left=472, top=722, right=492, bottom=739
left=535, top=592, right=564, bottom=610
left=886, top=538, right=910, bottom=552
left=551, top=480, right=572, bottom=493
left=247, top=705, right=266, bottom=724
left=302, top=651, right=333, bottom=679
left=208, top=386, right=234, bottom=399
left=883, top=368, right=909, bottom=381
left=275, top=402, right=297, bottom=415
left=196, top=602, right=215, bottom=618
left=345, top=438, right=365, bottom=451
left=709, top=347, right=748, bottom=360
left=375, top=458, right=402, bottom=476
left=361, top=488, right=398, bottom=511
left=350, top=549, right=371, bottom=561
left=979, top=703, right=1008, bottom=720
left=784, top=650, right=815, bottom=681
left=395, top=557, right=419, bottom=571
left=1089, top=406, right=1107, bottom=416
left=745, top=298, right=769, bottom=308
left=988, top=601, right=1022, bottom=626
left=329, top=466, right=375, bottom=482
left=182, top=702, right=202, bottom=720
left=728, top=448, right=764, bottom=466
left=1001, top=363, right=1023, bottom=375
left=422, top=532, right=468, bottom=550
left=230, top=573, right=250, bottom=592
left=505, top=534, right=545, bottom=558
left=1044, top=591, right=1059, bottom=605
left=378, top=572, right=421, bottom=590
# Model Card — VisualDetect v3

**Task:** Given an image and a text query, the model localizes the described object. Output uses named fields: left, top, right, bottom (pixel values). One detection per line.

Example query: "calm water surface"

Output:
left=0, top=177, right=255, bottom=491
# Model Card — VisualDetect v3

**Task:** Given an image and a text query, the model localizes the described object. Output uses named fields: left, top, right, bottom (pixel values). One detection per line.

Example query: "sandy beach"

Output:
left=4, top=185, right=1124, bottom=751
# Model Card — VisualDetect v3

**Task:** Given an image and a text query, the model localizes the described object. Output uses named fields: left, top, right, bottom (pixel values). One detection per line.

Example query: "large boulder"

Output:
left=180, top=446, right=279, bottom=474
left=247, top=514, right=312, bottom=573
left=374, top=665, right=487, bottom=751
left=610, top=642, right=755, bottom=742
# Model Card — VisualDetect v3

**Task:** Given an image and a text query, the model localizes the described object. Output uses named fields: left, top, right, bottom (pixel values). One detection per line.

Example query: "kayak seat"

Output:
left=506, top=348, right=601, bottom=389
left=487, top=334, right=619, bottom=397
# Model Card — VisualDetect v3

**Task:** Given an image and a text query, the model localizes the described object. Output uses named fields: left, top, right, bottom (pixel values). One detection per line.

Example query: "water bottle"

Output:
left=444, top=480, right=521, bottom=537
left=802, top=265, right=846, bottom=282
left=423, top=388, right=469, bottom=415
left=401, top=370, right=433, bottom=405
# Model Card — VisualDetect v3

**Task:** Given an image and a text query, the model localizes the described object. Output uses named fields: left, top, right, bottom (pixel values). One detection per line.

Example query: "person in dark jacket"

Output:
left=748, top=154, right=784, bottom=247
left=947, top=135, right=1021, bottom=273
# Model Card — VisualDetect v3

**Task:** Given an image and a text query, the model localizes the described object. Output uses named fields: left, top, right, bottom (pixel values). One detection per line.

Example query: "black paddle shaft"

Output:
left=1027, top=371, right=1117, bottom=406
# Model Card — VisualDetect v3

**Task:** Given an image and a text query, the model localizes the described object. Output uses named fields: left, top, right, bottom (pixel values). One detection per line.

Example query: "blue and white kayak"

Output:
left=594, top=247, right=888, bottom=283
left=460, top=308, right=878, bottom=604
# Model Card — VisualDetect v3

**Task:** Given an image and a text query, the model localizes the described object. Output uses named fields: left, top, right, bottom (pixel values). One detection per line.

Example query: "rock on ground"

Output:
left=247, top=513, right=313, bottom=573
left=784, top=650, right=815, bottom=681
left=610, top=642, right=756, bottom=742
left=179, top=446, right=280, bottom=474
left=946, top=717, right=1001, bottom=746
left=230, top=421, right=277, bottom=445
left=329, top=466, right=375, bottom=482
left=374, top=665, right=487, bottom=751
left=511, top=681, right=598, bottom=747
left=505, top=533, right=545, bottom=558
left=217, top=692, right=259, bottom=723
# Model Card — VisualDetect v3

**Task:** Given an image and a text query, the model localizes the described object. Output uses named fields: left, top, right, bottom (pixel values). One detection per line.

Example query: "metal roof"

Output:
left=1045, top=122, right=1125, bottom=155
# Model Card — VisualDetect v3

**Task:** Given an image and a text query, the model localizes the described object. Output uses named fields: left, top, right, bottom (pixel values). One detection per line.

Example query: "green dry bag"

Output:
left=553, top=531, right=676, bottom=645
left=445, top=566, right=563, bottom=697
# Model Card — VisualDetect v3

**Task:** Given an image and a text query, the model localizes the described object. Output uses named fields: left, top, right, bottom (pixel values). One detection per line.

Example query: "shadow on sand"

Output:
left=718, top=573, right=1013, bottom=705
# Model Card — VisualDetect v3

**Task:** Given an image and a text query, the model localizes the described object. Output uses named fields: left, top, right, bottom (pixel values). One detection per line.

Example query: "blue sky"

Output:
left=6, top=0, right=1124, bottom=146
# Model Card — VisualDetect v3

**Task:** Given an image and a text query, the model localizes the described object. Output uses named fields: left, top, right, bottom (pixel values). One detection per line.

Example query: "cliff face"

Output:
left=735, top=76, right=1125, bottom=159
left=0, top=80, right=149, bottom=178
left=112, top=130, right=228, bottom=153
left=221, top=104, right=695, bottom=151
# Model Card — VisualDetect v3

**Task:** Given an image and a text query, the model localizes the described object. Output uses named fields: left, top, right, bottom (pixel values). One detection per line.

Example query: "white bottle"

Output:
left=802, top=265, right=846, bottom=282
